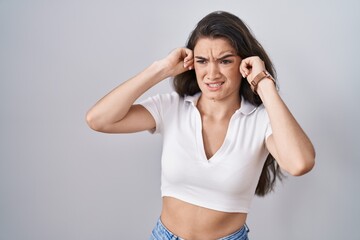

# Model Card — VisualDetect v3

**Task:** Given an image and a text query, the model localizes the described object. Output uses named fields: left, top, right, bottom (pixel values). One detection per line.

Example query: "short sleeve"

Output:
left=264, top=109, right=273, bottom=140
left=139, top=92, right=178, bottom=134
left=139, top=94, right=163, bottom=134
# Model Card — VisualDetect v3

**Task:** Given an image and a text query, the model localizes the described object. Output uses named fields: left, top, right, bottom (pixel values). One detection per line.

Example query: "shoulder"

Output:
left=140, top=91, right=181, bottom=106
left=239, top=98, right=266, bottom=117
left=257, top=104, right=270, bottom=118
left=139, top=92, right=188, bottom=118
left=148, top=91, right=202, bottom=107
left=151, top=91, right=182, bottom=103
left=253, top=104, right=270, bottom=123
left=239, top=99, right=269, bottom=124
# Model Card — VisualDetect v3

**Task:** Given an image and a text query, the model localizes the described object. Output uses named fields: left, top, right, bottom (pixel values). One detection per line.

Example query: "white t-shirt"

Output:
left=140, top=91, right=272, bottom=213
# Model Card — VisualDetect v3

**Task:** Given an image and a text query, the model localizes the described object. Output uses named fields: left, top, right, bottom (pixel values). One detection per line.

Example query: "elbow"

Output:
left=288, top=154, right=316, bottom=176
left=85, top=110, right=104, bottom=132
left=289, top=161, right=315, bottom=176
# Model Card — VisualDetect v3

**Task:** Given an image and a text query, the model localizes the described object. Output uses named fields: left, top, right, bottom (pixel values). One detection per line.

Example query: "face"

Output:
left=193, top=37, right=242, bottom=103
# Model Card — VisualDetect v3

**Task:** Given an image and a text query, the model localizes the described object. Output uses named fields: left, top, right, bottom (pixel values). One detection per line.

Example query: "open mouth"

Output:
left=206, top=82, right=225, bottom=88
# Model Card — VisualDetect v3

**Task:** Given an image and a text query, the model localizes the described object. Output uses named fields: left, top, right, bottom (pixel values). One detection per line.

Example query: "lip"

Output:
left=205, top=81, right=225, bottom=91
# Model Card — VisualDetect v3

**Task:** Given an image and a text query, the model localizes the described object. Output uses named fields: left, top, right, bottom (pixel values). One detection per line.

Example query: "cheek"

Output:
left=194, top=67, right=205, bottom=79
left=227, top=66, right=241, bottom=78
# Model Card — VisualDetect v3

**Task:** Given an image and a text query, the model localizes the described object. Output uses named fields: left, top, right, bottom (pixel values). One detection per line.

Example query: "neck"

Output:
left=197, top=95, right=241, bottom=120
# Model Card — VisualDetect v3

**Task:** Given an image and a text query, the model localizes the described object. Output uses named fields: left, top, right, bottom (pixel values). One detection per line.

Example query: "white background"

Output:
left=1, top=0, right=359, bottom=239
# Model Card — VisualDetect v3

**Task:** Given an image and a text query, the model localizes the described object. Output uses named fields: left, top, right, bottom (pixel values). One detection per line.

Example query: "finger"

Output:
left=183, top=49, right=194, bottom=69
left=184, top=59, right=194, bottom=70
left=239, top=67, right=246, bottom=78
left=186, top=59, right=194, bottom=70
left=240, top=62, right=248, bottom=78
left=240, top=59, right=251, bottom=78
left=239, top=61, right=245, bottom=77
left=183, top=49, right=193, bottom=62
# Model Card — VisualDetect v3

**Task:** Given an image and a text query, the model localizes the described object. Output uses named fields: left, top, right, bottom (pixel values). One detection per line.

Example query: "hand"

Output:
left=239, top=56, right=266, bottom=83
left=160, top=48, right=194, bottom=77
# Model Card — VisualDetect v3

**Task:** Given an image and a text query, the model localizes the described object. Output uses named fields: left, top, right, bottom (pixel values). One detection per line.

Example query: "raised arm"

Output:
left=240, top=56, right=315, bottom=176
left=86, top=48, right=193, bottom=133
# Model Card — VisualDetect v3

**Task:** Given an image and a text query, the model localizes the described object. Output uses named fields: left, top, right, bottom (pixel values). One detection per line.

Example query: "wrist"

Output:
left=256, top=78, right=277, bottom=96
left=250, top=70, right=276, bottom=94
left=150, top=60, right=172, bottom=80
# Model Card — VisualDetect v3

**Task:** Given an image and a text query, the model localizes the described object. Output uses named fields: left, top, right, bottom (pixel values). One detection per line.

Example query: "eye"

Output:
left=220, top=59, right=232, bottom=64
left=196, top=59, right=207, bottom=64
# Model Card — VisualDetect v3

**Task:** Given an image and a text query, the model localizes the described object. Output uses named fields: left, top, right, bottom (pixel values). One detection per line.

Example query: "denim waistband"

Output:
left=150, top=218, right=249, bottom=240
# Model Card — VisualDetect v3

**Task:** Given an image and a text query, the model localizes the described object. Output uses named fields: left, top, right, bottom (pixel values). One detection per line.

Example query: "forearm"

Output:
left=258, top=81, right=315, bottom=175
left=86, top=61, right=169, bottom=130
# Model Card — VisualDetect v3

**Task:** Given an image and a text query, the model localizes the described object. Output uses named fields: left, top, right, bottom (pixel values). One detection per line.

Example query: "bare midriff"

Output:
left=160, top=196, right=247, bottom=239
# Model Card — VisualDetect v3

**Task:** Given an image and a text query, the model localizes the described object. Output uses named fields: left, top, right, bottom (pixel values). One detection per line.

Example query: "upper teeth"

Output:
left=208, top=83, right=222, bottom=87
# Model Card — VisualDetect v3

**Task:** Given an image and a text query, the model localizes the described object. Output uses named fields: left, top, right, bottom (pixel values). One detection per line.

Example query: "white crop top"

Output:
left=140, top=92, right=272, bottom=213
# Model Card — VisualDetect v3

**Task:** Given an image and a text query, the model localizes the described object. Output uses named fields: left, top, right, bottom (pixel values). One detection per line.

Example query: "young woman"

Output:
left=86, top=11, right=315, bottom=240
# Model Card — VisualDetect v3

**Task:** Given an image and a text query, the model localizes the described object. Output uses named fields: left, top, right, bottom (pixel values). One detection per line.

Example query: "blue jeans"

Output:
left=149, top=218, right=250, bottom=240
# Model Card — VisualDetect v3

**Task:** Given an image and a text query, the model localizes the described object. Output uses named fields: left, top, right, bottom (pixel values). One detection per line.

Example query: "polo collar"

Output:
left=184, top=93, right=257, bottom=116
left=184, top=92, right=201, bottom=106
left=239, top=97, right=257, bottom=115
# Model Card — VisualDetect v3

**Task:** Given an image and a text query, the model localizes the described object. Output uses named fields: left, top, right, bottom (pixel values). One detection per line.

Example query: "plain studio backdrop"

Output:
left=1, top=0, right=359, bottom=239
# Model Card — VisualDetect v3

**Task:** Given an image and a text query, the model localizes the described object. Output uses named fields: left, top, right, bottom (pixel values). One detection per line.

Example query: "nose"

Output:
left=206, top=62, right=221, bottom=80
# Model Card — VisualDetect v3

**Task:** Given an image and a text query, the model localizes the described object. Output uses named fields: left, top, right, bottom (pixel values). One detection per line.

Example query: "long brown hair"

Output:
left=173, top=11, right=283, bottom=196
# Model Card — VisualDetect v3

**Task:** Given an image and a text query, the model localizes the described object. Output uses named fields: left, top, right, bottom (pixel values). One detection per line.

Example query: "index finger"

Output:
left=183, top=48, right=193, bottom=62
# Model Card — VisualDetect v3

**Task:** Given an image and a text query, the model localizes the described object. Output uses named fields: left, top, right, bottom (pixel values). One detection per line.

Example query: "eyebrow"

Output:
left=194, top=54, right=237, bottom=61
